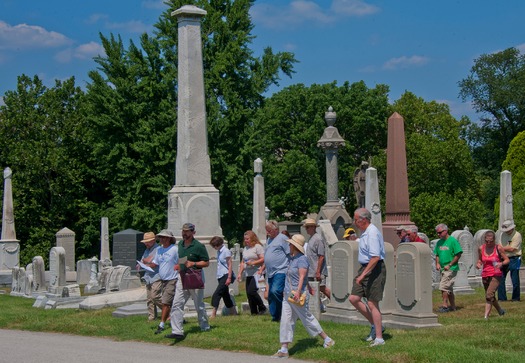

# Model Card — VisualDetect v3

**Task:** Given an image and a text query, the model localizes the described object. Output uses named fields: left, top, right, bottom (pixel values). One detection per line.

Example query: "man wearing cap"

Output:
left=137, top=231, right=162, bottom=321
left=343, top=228, right=358, bottom=241
left=146, top=229, right=179, bottom=335
left=497, top=220, right=522, bottom=302
left=259, top=220, right=290, bottom=322
left=434, top=223, right=462, bottom=313
left=397, top=226, right=410, bottom=244
left=169, top=223, right=210, bottom=339
left=349, top=208, right=387, bottom=347
left=304, top=218, right=331, bottom=310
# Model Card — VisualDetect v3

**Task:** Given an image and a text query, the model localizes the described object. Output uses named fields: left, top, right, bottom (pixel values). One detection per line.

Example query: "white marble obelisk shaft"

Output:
left=1, top=167, right=16, bottom=241
left=100, top=217, right=110, bottom=261
left=252, top=158, right=266, bottom=244
left=365, top=167, right=383, bottom=233
left=0, top=167, right=20, bottom=281
left=499, top=170, right=513, bottom=228
left=168, top=6, right=223, bottom=252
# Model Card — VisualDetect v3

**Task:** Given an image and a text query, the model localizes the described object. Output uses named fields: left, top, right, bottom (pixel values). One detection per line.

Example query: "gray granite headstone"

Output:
left=112, top=229, right=143, bottom=270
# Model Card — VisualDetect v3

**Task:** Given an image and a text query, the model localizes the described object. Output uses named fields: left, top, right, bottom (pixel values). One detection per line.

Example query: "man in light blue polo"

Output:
left=147, top=229, right=179, bottom=335
left=349, top=208, right=387, bottom=347
left=259, top=220, right=290, bottom=322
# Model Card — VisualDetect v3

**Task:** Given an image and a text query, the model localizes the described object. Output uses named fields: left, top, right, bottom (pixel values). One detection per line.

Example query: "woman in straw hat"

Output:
left=272, top=234, right=335, bottom=359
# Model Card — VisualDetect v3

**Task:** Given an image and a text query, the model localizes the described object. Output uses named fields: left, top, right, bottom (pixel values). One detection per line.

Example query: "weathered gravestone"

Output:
left=321, top=241, right=359, bottom=323
left=56, top=227, right=75, bottom=272
left=451, top=229, right=475, bottom=294
left=47, top=247, right=80, bottom=298
left=389, top=243, right=440, bottom=328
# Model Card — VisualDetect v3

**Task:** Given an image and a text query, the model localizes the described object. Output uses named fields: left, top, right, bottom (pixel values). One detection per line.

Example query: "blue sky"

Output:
left=1, top=0, right=523, bottom=121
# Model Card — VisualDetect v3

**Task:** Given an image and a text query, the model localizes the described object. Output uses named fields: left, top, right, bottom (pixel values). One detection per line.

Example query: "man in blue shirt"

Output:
left=349, top=208, right=387, bottom=347
left=147, top=229, right=179, bottom=335
left=259, top=220, right=290, bottom=322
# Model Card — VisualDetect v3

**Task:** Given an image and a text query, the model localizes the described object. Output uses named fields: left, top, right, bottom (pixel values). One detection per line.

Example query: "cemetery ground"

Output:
left=0, top=287, right=522, bottom=363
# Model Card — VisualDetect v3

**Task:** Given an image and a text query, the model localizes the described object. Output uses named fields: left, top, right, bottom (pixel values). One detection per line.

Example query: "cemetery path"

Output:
left=0, top=329, right=311, bottom=363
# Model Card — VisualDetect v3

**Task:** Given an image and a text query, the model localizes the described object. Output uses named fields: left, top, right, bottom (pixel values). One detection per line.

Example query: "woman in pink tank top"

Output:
left=476, top=230, right=509, bottom=319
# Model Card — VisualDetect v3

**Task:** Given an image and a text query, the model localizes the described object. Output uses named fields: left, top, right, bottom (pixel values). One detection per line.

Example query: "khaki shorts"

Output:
left=439, top=270, right=457, bottom=293
left=161, top=279, right=177, bottom=305
left=351, top=260, right=386, bottom=302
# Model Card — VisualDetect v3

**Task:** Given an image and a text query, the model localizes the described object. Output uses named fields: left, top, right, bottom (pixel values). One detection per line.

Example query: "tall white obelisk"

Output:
left=168, top=5, right=223, bottom=253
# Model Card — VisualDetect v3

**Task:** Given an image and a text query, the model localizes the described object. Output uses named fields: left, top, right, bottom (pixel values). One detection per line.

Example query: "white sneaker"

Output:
left=323, top=339, right=335, bottom=348
left=271, top=349, right=289, bottom=359
left=369, top=339, right=385, bottom=347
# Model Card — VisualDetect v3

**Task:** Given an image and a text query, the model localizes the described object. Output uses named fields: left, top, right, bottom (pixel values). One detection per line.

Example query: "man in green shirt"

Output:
left=434, top=223, right=463, bottom=313
left=165, top=223, right=210, bottom=340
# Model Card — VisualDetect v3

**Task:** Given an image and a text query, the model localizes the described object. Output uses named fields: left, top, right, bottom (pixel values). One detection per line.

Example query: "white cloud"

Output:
left=515, top=43, right=525, bottom=54
left=55, top=41, right=106, bottom=63
left=251, top=0, right=379, bottom=29
left=86, top=13, right=151, bottom=34
left=382, top=55, right=429, bottom=70
left=105, top=20, right=151, bottom=34
left=142, top=0, right=167, bottom=10
left=331, top=0, right=380, bottom=16
left=0, top=21, right=72, bottom=50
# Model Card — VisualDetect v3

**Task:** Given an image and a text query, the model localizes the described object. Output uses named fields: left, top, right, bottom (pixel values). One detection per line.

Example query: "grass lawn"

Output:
left=0, top=287, right=523, bottom=363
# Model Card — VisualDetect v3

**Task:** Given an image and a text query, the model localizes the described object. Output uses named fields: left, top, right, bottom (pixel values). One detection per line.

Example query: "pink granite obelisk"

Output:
left=382, top=112, right=413, bottom=248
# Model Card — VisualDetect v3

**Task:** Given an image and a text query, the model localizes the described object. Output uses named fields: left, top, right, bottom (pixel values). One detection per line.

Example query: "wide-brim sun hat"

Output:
left=501, top=219, right=516, bottom=232
left=303, top=218, right=318, bottom=227
left=157, top=229, right=176, bottom=241
left=287, top=234, right=305, bottom=254
left=140, top=231, right=156, bottom=243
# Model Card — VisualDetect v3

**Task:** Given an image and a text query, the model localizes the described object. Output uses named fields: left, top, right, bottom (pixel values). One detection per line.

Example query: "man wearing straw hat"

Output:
left=497, top=219, right=522, bottom=301
left=137, top=231, right=162, bottom=321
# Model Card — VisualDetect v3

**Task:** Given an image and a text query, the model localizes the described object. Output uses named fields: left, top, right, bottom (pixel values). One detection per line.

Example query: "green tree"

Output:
left=0, top=75, right=97, bottom=265
left=85, top=32, right=177, bottom=236
left=459, top=47, right=525, bottom=172
left=250, top=81, right=390, bottom=220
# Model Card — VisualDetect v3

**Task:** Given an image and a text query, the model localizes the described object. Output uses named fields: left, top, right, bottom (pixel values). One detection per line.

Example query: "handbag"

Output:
left=287, top=290, right=307, bottom=306
left=180, top=268, right=204, bottom=289
left=286, top=273, right=306, bottom=306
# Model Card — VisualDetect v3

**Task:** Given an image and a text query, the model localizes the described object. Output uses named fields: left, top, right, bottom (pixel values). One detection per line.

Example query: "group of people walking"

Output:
left=137, top=223, right=211, bottom=340
left=137, top=212, right=521, bottom=357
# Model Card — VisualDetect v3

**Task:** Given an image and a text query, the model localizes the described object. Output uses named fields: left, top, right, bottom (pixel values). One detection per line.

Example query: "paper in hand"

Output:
left=137, top=260, right=154, bottom=272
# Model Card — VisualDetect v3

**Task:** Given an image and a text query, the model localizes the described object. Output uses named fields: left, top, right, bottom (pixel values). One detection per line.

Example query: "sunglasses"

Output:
left=436, top=230, right=445, bottom=235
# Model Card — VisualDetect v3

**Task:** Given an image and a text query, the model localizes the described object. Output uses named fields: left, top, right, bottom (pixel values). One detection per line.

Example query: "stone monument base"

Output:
left=387, top=312, right=441, bottom=329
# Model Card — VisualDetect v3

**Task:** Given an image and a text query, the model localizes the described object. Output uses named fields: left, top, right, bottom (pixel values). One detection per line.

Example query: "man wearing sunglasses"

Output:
left=434, top=224, right=463, bottom=313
